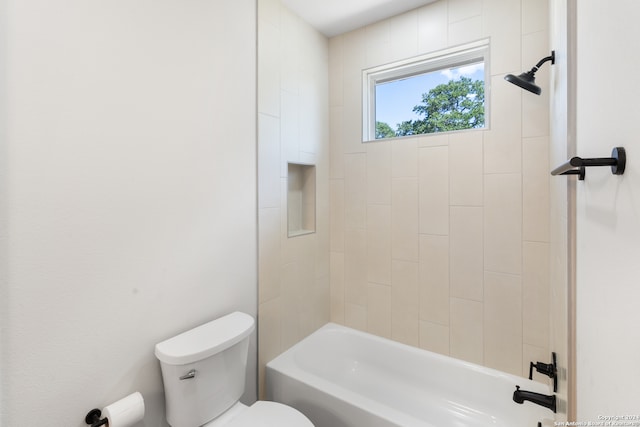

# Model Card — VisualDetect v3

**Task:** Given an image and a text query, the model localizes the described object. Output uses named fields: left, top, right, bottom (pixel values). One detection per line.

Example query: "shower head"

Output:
left=504, top=51, right=555, bottom=95
left=504, top=71, right=541, bottom=95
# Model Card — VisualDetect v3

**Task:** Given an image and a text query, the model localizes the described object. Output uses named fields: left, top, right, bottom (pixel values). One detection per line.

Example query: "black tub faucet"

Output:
left=513, top=385, right=556, bottom=413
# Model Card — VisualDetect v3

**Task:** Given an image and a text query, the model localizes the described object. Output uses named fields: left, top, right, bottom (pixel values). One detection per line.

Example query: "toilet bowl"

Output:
left=204, top=401, right=312, bottom=427
left=155, top=312, right=313, bottom=427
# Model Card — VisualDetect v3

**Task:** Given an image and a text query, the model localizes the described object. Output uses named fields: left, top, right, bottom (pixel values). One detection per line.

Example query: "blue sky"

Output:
left=375, top=62, right=485, bottom=130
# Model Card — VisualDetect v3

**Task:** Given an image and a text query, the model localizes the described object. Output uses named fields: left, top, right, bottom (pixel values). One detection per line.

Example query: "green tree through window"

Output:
left=377, top=76, right=485, bottom=139
left=375, top=121, right=396, bottom=139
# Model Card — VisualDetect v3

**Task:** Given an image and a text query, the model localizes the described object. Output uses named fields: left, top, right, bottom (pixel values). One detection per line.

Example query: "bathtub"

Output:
left=266, top=323, right=555, bottom=427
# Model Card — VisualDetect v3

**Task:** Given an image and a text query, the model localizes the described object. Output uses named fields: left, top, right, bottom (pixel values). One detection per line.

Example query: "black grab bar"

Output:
left=551, top=147, right=626, bottom=180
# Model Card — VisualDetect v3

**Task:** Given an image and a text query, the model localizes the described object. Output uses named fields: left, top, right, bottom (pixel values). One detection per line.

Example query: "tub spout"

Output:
left=513, top=385, right=556, bottom=413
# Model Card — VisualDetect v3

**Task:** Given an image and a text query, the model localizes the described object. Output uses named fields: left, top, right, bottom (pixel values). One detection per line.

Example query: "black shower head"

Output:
left=504, top=71, right=541, bottom=95
left=504, top=51, right=555, bottom=95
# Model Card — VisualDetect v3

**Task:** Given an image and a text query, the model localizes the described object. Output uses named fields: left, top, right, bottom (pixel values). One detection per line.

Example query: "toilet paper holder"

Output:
left=84, top=391, right=145, bottom=427
left=84, top=408, right=108, bottom=427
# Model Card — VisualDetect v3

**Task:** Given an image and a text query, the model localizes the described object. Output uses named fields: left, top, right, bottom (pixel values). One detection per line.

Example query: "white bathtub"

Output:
left=266, top=323, right=555, bottom=427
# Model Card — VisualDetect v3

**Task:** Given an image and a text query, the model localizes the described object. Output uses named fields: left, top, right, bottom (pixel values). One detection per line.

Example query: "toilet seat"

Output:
left=219, top=401, right=314, bottom=427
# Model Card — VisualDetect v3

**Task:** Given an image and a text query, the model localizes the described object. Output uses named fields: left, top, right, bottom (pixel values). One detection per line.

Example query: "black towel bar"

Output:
left=551, top=147, right=626, bottom=180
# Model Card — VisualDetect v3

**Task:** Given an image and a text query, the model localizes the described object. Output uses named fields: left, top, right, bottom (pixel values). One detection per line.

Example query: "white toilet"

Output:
left=155, top=311, right=314, bottom=427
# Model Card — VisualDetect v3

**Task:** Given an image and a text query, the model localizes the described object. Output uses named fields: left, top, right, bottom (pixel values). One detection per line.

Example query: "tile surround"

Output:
left=419, top=234, right=450, bottom=326
left=257, top=0, right=330, bottom=397
left=450, top=206, right=484, bottom=301
left=259, top=0, right=552, bottom=387
left=327, top=0, right=551, bottom=380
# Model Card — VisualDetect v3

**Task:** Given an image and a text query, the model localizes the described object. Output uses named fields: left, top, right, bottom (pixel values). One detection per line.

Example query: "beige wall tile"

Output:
left=484, top=173, right=522, bottom=275
left=280, top=90, right=300, bottom=173
left=392, top=177, right=420, bottom=261
left=484, top=76, right=522, bottom=174
left=342, top=75, right=365, bottom=153
left=419, top=234, right=450, bottom=325
left=367, top=141, right=392, bottom=205
left=280, top=261, right=301, bottom=349
left=420, top=321, right=450, bottom=356
left=345, top=302, right=367, bottom=332
left=450, top=297, right=483, bottom=364
left=297, top=234, right=317, bottom=288
left=345, top=227, right=367, bottom=306
left=300, top=100, right=328, bottom=157
left=523, top=137, right=550, bottom=242
left=482, top=0, right=521, bottom=75
left=367, top=204, right=392, bottom=285
left=329, top=107, right=345, bottom=179
left=392, top=260, right=420, bottom=346
left=417, top=1, right=448, bottom=54
left=258, top=20, right=280, bottom=117
left=330, top=179, right=345, bottom=252
left=449, top=131, right=483, bottom=206
left=258, top=298, right=283, bottom=364
left=303, top=274, right=330, bottom=335
left=258, top=114, right=281, bottom=209
left=368, top=203, right=392, bottom=229
left=523, top=242, right=550, bottom=349
left=419, top=146, right=449, bottom=235
left=522, top=31, right=551, bottom=138
left=365, top=20, right=392, bottom=68
left=366, top=19, right=390, bottom=51
left=344, top=153, right=367, bottom=228
left=328, top=36, right=344, bottom=107
left=522, top=0, right=549, bottom=35
left=367, top=283, right=393, bottom=338
left=418, top=133, right=449, bottom=148
left=259, top=207, right=282, bottom=304
left=316, top=207, right=331, bottom=280
left=279, top=7, right=300, bottom=94
left=448, top=0, right=482, bottom=23
left=280, top=179, right=299, bottom=265
left=330, top=251, right=345, bottom=323
left=448, top=16, right=482, bottom=47
left=258, top=297, right=282, bottom=398
left=388, top=10, right=419, bottom=62
left=484, top=271, right=523, bottom=376
left=450, top=206, right=483, bottom=301
left=342, top=27, right=367, bottom=78
left=392, top=137, right=418, bottom=178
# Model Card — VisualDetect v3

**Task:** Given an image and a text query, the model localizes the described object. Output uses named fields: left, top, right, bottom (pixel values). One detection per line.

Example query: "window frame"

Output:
left=362, top=39, right=491, bottom=142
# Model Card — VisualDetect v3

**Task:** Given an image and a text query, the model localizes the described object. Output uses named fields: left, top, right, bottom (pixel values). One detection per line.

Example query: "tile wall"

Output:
left=257, top=0, right=330, bottom=397
left=329, top=0, right=552, bottom=378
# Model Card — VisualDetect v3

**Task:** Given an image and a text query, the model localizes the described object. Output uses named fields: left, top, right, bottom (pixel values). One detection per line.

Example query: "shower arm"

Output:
left=529, top=52, right=555, bottom=75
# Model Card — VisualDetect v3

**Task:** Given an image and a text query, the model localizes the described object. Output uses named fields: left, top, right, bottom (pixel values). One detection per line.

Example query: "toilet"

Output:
left=155, top=311, right=314, bottom=427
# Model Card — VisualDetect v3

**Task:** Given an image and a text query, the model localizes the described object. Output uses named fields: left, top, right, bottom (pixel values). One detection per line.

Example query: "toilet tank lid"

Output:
left=155, top=312, right=255, bottom=365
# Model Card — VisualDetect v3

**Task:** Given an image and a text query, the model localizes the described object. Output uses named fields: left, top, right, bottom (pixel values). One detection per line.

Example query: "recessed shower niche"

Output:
left=287, top=163, right=316, bottom=237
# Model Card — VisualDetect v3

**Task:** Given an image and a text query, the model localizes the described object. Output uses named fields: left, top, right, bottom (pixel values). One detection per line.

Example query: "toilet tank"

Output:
left=155, top=312, right=255, bottom=427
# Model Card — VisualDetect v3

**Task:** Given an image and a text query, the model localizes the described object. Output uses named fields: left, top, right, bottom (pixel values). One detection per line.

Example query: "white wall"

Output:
left=575, top=0, right=640, bottom=419
left=0, top=1, right=257, bottom=425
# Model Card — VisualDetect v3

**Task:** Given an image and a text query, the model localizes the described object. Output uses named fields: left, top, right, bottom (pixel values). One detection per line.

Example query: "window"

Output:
left=362, top=39, right=490, bottom=142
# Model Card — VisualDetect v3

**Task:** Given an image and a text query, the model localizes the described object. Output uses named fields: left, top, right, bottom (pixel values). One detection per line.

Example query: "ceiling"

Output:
left=281, top=0, right=440, bottom=38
